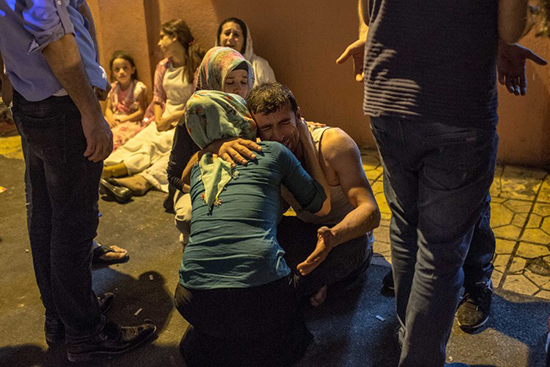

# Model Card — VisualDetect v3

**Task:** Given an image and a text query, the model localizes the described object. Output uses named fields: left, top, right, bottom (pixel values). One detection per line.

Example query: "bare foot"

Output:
left=98, top=245, right=128, bottom=261
left=310, top=285, right=328, bottom=307
left=114, top=175, right=152, bottom=196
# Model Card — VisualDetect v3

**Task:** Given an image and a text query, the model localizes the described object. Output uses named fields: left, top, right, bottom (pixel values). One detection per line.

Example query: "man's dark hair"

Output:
left=247, top=83, right=298, bottom=115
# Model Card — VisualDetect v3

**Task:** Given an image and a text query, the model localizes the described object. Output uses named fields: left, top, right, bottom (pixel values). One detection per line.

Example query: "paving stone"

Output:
left=491, top=201, right=515, bottom=227
left=525, top=270, right=550, bottom=288
left=503, top=199, right=533, bottom=214
left=537, top=176, right=550, bottom=204
left=502, top=274, right=539, bottom=295
left=521, top=228, right=550, bottom=245
left=492, top=196, right=507, bottom=204
left=493, top=224, right=523, bottom=241
left=516, top=243, right=550, bottom=258
left=373, top=226, right=390, bottom=244
left=495, top=239, right=516, bottom=254
left=509, top=257, right=527, bottom=273
left=364, top=166, right=383, bottom=183
left=534, top=289, right=550, bottom=300
left=525, top=214, right=543, bottom=229
left=0, top=135, right=23, bottom=160
left=511, top=214, right=529, bottom=227
left=493, top=254, right=511, bottom=272
left=531, top=202, right=550, bottom=217
left=498, top=165, right=545, bottom=201
left=491, top=269, right=504, bottom=288
left=490, top=164, right=504, bottom=198
left=373, top=240, right=391, bottom=258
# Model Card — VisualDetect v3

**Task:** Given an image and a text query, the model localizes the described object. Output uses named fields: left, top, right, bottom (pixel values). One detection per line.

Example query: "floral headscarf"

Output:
left=185, top=90, right=256, bottom=210
left=195, top=47, right=255, bottom=93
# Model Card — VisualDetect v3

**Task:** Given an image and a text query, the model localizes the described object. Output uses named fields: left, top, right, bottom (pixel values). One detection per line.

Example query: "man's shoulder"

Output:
left=319, top=127, right=359, bottom=163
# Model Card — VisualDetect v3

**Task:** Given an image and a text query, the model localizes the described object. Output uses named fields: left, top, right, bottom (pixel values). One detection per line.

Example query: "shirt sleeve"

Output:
left=24, top=0, right=75, bottom=54
left=274, top=142, right=326, bottom=213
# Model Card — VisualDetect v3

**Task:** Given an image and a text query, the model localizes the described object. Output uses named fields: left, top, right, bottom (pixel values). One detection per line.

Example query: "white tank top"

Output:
left=294, top=126, right=356, bottom=226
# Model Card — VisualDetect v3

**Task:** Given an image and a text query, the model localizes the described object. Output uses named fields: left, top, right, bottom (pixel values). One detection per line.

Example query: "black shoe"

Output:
left=99, top=178, right=132, bottom=203
left=381, top=269, right=395, bottom=296
left=45, top=293, right=115, bottom=345
left=66, top=320, right=157, bottom=362
left=456, top=281, right=493, bottom=332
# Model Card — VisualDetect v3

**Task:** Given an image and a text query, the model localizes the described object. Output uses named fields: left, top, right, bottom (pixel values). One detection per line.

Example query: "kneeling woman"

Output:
left=175, top=91, right=330, bottom=367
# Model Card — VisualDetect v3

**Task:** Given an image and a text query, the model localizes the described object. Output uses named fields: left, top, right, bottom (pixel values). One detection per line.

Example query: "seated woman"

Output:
left=100, top=19, right=205, bottom=201
left=216, top=17, right=276, bottom=86
left=167, top=46, right=256, bottom=241
left=175, top=90, right=330, bottom=367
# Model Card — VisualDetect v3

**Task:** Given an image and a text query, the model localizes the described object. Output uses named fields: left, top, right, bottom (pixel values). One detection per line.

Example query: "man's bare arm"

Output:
left=296, top=129, right=380, bottom=276
left=335, top=0, right=369, bottom=81
left=499, top=0, right=531, bottom=43
left=321, top=129, right=380, bottom=247
left=43, top=34, right=112, bottom=162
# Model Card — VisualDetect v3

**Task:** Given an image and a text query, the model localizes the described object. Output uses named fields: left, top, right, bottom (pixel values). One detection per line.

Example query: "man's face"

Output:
left=252, top=102, right=300, bottom=153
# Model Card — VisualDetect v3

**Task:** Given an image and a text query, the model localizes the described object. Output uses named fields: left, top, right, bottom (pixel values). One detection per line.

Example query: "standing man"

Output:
left=337, top=1, right=535, bottom=366
left=0, top=0, right=155, bottom=362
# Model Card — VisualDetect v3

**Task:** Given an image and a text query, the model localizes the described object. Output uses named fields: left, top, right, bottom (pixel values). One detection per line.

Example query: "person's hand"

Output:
left=208, top=137, right=262, bottom=167
left=297, top=226, right=334, bottom=276
left=297, top=117, right=315, bottom=145
left=107, top=118, right=118, bottom=128
left=116, top=116, right=129, bottom=123
left=336, top=39, right=366, bottom=82
left=497, top=42, right=547, bottom=95
left=82, top=114, right=113, bottom=162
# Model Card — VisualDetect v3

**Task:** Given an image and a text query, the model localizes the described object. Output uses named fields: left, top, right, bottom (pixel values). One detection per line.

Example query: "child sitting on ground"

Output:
left=104, top=51, right=148, bottom=150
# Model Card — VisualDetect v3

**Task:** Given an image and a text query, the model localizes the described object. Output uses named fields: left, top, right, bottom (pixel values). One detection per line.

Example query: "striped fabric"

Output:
left=363, top=0, right=499, bottom=126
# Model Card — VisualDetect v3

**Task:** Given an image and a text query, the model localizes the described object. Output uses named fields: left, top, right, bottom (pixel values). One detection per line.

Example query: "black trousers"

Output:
left=174, top=275, right=312, bottom=367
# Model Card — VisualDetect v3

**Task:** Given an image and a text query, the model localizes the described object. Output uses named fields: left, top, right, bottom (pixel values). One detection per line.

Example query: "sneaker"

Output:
left=66, top=320, right=157, bottom=362
left=456, top=281, right=492, bottom=332
left=381, top=269, right=395, bottom=296
left=45, top=292, right=115, bottom=345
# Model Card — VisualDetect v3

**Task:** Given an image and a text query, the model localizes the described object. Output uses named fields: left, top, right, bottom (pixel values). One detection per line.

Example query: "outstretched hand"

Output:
left=297, top=226, right=334, bottom=276
left=497, top=42, right=547, bottom=96
left=336, top=39, right=366, bottom=82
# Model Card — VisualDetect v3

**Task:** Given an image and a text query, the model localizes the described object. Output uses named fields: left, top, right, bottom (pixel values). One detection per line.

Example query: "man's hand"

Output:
left=497, top=42, right=547, bottom=95
left=206, top=137, right=262, bottom=167
left=82, top=114, right=113, bottom=162
left=336, top=39, right=366, bottom=82
left=297, top=226, right=334, bottom=276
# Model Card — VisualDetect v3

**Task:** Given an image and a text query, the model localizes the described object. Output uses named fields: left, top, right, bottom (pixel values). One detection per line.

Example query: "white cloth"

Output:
left=162, top=64, right=193, bottom=118
left=216, top=20, right=276, bottom=86
left=104, top=62, right=193, bottom=191
left=104, top=122, right=174, bottom=175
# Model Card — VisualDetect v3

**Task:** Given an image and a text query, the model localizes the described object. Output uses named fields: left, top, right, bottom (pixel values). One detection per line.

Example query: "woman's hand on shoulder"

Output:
left=205, top=137, right=262, bottom=167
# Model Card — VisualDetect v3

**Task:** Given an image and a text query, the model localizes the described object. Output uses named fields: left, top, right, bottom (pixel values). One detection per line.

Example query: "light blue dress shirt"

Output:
left=0, top=0, right=108, bottom=101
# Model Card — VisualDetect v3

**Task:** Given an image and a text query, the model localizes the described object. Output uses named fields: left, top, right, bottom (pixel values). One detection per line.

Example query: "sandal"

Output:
left=92, top=244, right=130, bottom=265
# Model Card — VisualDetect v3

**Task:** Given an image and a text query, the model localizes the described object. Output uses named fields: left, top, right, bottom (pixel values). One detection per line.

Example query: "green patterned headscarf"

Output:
left=185, top=90, right=257, bottom=210
left=195, top=47, right=255, bottom=92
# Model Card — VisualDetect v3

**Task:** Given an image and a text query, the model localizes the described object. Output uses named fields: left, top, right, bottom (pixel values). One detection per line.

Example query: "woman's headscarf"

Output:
left=185, top=90, right=256, bottom=210
left=194, top=47, right=255, bottom=93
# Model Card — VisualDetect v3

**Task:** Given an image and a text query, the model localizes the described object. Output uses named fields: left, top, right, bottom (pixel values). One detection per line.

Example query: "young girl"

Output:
left=104, top=51, right=148, bottom=150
